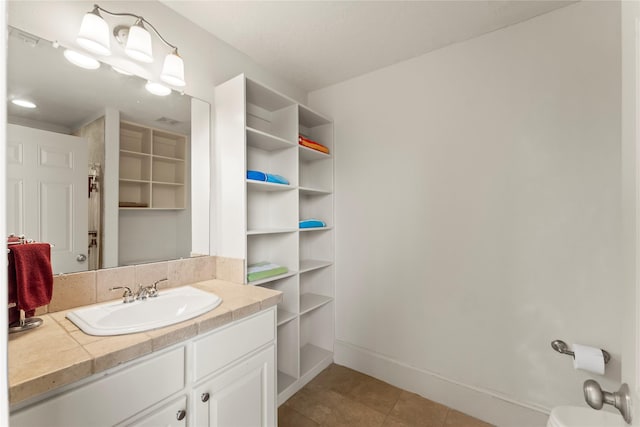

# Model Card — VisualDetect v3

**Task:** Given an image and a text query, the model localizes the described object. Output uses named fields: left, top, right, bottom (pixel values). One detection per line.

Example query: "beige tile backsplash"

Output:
left=43, top=256, right=244, bottom=314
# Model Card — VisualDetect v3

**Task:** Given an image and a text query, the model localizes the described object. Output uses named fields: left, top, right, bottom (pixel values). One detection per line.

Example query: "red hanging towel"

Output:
left=9, top=243, right=53, bottom=318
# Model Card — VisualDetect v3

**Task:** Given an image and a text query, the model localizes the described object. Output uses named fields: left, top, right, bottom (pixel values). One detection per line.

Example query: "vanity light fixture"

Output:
left=75, top=4, right=186, bottom=87
left=11, top=99, right=37, bottom=109
left=63, top=49, right=101, bottom=70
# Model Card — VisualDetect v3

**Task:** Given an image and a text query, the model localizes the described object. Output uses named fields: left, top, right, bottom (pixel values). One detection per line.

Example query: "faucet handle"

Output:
left=147, top=278, right=168, bottom=298
left=109, top=286, right=134, bottom=303
left=153, top=278, right=168, bottom=289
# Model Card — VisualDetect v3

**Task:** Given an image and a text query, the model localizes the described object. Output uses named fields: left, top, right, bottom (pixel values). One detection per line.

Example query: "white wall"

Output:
left=309, top=2, right=621, bottom=425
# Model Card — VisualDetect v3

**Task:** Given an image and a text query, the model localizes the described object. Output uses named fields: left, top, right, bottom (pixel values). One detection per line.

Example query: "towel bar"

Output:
left=8, top=310, right=43, bottom=334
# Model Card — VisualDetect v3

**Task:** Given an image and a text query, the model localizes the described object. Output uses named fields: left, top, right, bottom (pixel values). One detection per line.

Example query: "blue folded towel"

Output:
left=266, top=174, right=289, bottom=185
left=247, top=170, right=289, bottom=185
left=299, top=219, right=326, bottom=228
left=247, top=170, right=267, bottom=181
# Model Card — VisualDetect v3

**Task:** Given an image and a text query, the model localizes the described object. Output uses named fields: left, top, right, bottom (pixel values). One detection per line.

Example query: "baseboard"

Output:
left=334, top=340, right=549, bottom=427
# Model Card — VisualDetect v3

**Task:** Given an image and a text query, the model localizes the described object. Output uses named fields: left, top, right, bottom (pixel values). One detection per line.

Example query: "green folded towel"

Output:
left=247, top=261, right=288, bottom=282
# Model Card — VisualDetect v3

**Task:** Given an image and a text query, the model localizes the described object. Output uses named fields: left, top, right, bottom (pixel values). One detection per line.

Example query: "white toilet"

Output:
left=547, top=406, right=626, bottom=427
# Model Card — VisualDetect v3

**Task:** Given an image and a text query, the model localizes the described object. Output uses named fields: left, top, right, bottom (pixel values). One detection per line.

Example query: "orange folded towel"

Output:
left=299, top=135, right=330, bottom=154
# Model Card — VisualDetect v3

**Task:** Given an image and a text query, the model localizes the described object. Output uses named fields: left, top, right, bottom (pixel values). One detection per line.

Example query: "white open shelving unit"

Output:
left=216, top=74, right=334, bottom=405
left=119, top=121, right=188, bottom=210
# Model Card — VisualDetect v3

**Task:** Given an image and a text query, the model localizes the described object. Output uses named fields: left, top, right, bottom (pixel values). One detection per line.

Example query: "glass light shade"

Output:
left=160, top=51, right=185, bottom=87
left=125, top=21, right=153, bottom=63
left=76, top=9, right=111, bottom=56
left=145, top=81, right=171, bottom=96
left=63, top=49, right=100, bottom=70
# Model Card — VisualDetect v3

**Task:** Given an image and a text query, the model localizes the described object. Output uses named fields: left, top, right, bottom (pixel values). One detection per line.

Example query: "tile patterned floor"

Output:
left=278, top=364, right=494, bottom=427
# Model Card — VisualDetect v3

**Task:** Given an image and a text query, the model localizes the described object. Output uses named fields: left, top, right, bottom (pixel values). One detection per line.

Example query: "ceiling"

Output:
left=164, top=0, right=576, bottom=93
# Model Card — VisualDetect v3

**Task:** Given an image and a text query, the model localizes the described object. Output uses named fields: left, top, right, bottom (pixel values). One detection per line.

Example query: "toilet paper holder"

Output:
left=551, top=340, right=611, bottom=364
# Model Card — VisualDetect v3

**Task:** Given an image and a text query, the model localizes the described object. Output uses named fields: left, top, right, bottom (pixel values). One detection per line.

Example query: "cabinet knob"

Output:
left=176, top=409, right=186, bottom=421
left=201, top=392, right=210, bottom=402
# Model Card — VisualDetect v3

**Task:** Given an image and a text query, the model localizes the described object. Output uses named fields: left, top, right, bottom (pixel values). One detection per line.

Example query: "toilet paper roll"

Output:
left=572, top=343, right=605, bottom=375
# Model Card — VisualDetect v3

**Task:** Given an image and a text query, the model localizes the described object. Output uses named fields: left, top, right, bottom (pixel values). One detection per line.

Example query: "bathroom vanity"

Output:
left=8, top=280, right=281, bottom=427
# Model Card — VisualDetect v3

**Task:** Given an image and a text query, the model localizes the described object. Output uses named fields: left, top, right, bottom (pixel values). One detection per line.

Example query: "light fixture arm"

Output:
left=91, top=4, right=178, bottom=51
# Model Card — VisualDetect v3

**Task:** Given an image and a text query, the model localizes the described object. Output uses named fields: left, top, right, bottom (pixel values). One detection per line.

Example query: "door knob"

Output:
left=176, top=409, right=186, bottom=421
left=76, top=254, right=87, bottom=262
left=201, top=392, right=210, bottom=402
left=583, top=379, right=632, bottom=424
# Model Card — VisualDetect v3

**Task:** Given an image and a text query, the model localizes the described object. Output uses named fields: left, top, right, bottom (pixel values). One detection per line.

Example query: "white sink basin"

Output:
left=66, top=286, right=222, bottom=336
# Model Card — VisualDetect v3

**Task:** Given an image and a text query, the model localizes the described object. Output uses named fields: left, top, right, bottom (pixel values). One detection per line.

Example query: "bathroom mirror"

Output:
left=6, top=25, right=209, bottom=273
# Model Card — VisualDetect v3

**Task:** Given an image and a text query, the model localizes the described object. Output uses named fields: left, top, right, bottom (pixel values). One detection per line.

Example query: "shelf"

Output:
left=119, top=207, right=184, bottom=211
left=299, top=105, right=332, bottom=128
left=299, top=226, right=333, bottom=232
left=300, top=344, right=332, bottom=378
left=153, top=154, right=185, bottom=163
left=119, top=178, right=149, bottom=184
left=247, top=228, right=298, bottom=235
left=299, top=187, right=331, bottom=196
left=216, top=74, right=334, bottom=404
left=247, top=180, right=296, bottom=192
left=247, top=127, right=296, bottom=151
left=248, top=270, right=297, bottom=286
left=151, top=181, right=185, bottom=187
left=300, top=293, right=333, bottom=315
left=299, top=259, right=333, bottom=274
left=120, top=149, right=151, bottom=158
left=277, top=370, right=297, bottom=394
left=246, top=78, right=297, bottom=112
left=299, top=145, right=331, bottom=162
left=277, top=308, right=297, bottom=326
left=119, top=120, right=187, bottom=209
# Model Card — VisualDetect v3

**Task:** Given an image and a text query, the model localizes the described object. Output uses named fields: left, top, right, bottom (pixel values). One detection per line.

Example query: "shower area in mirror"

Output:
left=88, top=163, right=101, bottom=270
left=74, top=117, right=105, bottom=271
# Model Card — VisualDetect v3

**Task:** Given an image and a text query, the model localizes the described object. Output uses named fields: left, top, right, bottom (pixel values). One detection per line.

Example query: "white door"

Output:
left=7, top=124, right=88, bottom=274
left=622, top=3, right=640, bottom=426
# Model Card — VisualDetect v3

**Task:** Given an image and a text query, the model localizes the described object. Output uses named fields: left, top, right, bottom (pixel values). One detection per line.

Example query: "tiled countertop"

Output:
left=8, top=279, right=281, bottom=406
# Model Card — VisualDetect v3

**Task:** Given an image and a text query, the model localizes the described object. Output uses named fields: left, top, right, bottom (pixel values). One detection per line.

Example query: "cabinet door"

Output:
left=10, top=347, right=185, bottom=427
left=123, top=396, right=188, bottom=427
left=194, top=345, right=275, bottom=427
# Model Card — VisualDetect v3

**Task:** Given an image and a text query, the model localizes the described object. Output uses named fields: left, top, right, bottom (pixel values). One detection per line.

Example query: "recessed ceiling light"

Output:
left=63, top=49, right=100, bottom=70
left=11, top=99, right=37, bottom=109
left=145, top=81, right=171, bottom=96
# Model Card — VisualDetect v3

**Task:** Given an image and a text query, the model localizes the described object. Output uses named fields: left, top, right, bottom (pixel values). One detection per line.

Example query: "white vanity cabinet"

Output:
left=10, top=307, right=277, bottom=427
